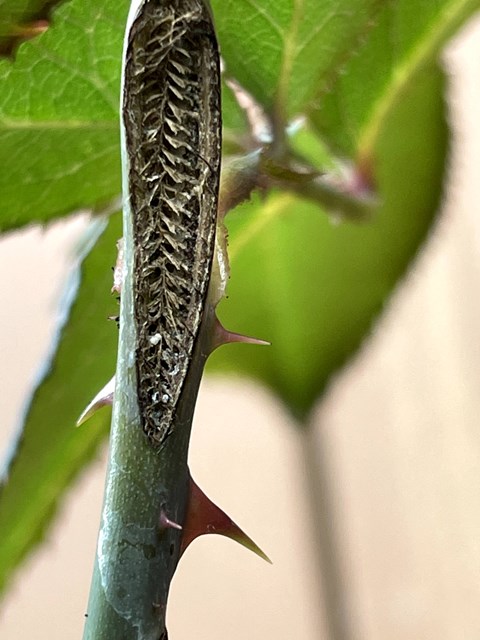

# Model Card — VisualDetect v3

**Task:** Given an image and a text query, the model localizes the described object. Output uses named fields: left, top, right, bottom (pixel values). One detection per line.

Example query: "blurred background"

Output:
left=0, top=14, right=480, bottom=640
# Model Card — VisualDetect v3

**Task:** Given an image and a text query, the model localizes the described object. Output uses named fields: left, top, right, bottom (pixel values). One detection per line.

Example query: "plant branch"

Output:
left=83, top=0, right=222, bottom=636
left=219, top=146, right=377, bottom=223
left=83, top=182, right=218, bottom=638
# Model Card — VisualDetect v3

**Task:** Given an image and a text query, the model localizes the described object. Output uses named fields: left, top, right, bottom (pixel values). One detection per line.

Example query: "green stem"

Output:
left=83, top=190, right=216, bottom=639
left=288, top=174, right=377, bottom=222
left=260, top=152, right=377, bottom=221
left=220, top=148, right=377, bottom=223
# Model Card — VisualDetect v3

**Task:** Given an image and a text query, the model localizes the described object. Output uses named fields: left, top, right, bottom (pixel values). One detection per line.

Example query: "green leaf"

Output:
left=0, top=0, right=129, bottom=231
left=0, top=0, right=252, bottom=232
left=210, top=0, right=383, bottom=119
left=208, top=0, right=480, bottom=418
left=312, top=0, right=480, bottom=157
left=208, top=63, right=448, bottom=419
left=0, top=213, right=121, bottom=595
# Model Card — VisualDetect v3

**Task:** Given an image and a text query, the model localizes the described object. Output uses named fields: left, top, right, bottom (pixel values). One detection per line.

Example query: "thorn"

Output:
left=12, top=19, right=49, bottom=40
left=212, top=316, right=270, bottom=351
left=180, top=474, right=271, bottom=563
left=159, top=509, right=182, bottom=531
left=76, top=376, right=115, bottom=426
left=223, top=74, right=272, bottom=145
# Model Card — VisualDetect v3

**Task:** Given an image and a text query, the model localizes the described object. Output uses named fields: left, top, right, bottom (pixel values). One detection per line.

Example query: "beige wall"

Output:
left=1, top=15, right=480, bottom=640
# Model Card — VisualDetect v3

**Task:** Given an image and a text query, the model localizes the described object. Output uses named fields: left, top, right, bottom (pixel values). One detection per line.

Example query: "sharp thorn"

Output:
left=159, top=509, right=182, bottom=531
left=76, top=376, right=115, bottom=426
left=12, top=19, right=49, bottom=39
left=212, top=316, right=270, bottom=351
left=180, top=474, right=271, bottom=563
left=223, top=74, right=272, bottom=145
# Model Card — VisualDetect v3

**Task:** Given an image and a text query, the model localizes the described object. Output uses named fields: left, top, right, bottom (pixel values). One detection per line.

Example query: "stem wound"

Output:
left=123, top=0, right=221, bottom=446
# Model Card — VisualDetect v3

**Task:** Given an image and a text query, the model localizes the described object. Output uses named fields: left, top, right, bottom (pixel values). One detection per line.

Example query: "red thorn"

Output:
left=180, top=475, right=271, bottom=563
left=212, top=316, right=270, bottom=351
left=159, top=509, right=182, bottom=531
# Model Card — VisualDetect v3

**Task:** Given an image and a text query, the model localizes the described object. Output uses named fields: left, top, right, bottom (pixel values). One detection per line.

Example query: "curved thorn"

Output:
left=159, top=509, right=182, bottom=531
left=76, top=376, right=115, bottom=426
left=223, top=73, right=272, bottom=145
